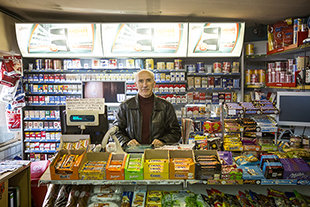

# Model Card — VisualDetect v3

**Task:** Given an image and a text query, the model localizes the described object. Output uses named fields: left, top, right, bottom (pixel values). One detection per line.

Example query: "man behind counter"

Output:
left=113, top=69, right=181, bottom=148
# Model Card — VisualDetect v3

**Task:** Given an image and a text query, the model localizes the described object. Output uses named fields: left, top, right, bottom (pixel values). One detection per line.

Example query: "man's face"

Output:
left=135, top=71, right=155, bottom=98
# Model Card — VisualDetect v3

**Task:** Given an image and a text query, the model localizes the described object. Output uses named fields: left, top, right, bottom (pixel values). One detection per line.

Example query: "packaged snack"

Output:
left=132, top=186, right=147, bottom=207
left=54, top=185, right=72, bottom=207
left=42, top=184, right=60, bottom=207
left=77, top=186, right=92, bottom=207
left=66, top=186, right=80, bottom=207
left=121, top=191, right=133, bottom=207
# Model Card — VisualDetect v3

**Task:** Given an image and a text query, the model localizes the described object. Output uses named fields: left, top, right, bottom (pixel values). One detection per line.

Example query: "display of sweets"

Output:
left=62, top=139, right=89, bottom=150
left=79, top=161, right=107, bottom=180
left=54, top=154, right=83, bottom=174
left=127, top=157, right=142, bottom=170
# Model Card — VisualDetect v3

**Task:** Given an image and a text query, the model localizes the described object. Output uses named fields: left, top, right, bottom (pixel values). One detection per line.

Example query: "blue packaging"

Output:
left=49, top=96, right=55, bottom=103
left=135, top=59, right=143, bottom=69
left=60, top=96, right=66, bottom=103
left=54, top=96, right=60, bottom=103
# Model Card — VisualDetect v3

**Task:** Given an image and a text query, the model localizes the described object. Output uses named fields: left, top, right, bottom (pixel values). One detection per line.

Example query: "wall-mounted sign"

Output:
left=15, top=23, right=103, bottom=57
left=188, top=23, right=245, bottom=57
left=101, top=23, right=188, bottom=57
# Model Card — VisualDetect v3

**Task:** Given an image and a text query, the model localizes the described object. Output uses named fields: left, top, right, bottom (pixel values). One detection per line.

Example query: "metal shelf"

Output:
left=26, top=103, right=65, bottom=106
left=25, top=150, right=57, bottom=154
left=24, top=128, right=61, bottom=132
left=152, top=69, right=187, bottom=73
left=24, top=117, right=60, bottom=121
left=24, top=68, right=140, bottom=73
left=26, top=92, right=82, bottom=95
left=24, top=139, right=60, bottom=143
left=24, top=81, right=82, bottom=84
left=187, top=72, right=241, bottom=76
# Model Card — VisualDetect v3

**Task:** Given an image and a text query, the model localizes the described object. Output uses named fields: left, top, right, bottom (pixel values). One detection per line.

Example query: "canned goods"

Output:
left=214, top=76, right=221, bottom=88
left=126, top=59, right=135, bottom=68
left=53, top=60, right=62, bottom=70
left=258, top=69, right=265, bottom=84
left=231, top=62, right=239, bottom=73
left=213, top=62, right=222, bottom=73
left=275, top=71, right=280, bottom=83
left=245, top=70, right=252, bottom=85
left=267, top=72, right=272, bottom=83
left=145, top=59, right=154, bottom=69
left=174, top=59, right=182, bottom=69
left=160, top=73, right=166, bottom=81
left=208, top=77, right=215, bottom=88
left=206, top=65, right=213, bottom=73
left=135, top=59, right=143, bottom=69
left=246, top=43, right=254, bottom=55
left=157, top=62, right=165, bottom=70
left=166, top=62, right=174, bottom=70
left=280, top=72, right=285, bottom=83
left=233, top=79, right=240, bottom=88
left=100, top=59, right=109, bottom=68
left=268, top=63, right=275, bottom=71
left=36, top=59, right=43, bottom=70
left=196, top=62, right=205, bottom=73
left=109, top=59, right=118, bottom=68
left=222, top=62, right=231, bottom=73
left=44, top=59, right=52, bottom=70
left=187, top=64, right=196, bottom=73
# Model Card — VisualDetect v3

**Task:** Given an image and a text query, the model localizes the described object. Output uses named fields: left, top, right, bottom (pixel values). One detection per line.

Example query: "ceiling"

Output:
left=0, top=0, right=309, bottom=25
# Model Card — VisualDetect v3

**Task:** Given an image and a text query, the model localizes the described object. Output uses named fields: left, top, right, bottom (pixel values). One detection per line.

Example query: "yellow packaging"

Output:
left=144, top=150, right=169, bottom=180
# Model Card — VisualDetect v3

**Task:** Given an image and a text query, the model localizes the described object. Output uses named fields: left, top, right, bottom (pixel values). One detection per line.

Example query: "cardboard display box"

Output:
left=125, top=153, right=144, bottom=180
left=58, top=134, right=90, bottom=150
left=194, top=150, right=221, bottom=180
left=50, top=149, right=85, bottom=180
left=144, top=149, right=169, bottom=180
left=78, top=152, right=110, bottom=180
left=169, top=150, right=195, bottom=179
left=106, top=153, right=127, bottom=180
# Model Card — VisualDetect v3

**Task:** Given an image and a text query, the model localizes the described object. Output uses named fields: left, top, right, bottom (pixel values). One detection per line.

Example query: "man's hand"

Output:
left=152, top=139, right=164, bottom=148
left=127, top=139, right=140, bottom=146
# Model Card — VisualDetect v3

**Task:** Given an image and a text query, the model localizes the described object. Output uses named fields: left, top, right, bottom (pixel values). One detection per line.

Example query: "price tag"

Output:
left=228, top=109, right=236, bottom=115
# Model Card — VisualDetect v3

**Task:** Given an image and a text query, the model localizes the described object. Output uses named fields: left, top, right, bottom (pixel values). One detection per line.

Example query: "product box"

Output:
left=262, top=162, right=284, bottom=179
left=106, top=153, right=127, bottom=180
left=168, top=150, right=195, bottom=180
left=58, top=134, right=90, bottom=150
left=194, top=150, right=221, bottom=180
left=50, top=149, right=85, bottom=180
left=78, top=152, right=110, bottom=180
left=280, top=158, right=310, bottom=180
left=144, top=149, right=169, bottom=180
left=238, top=165, right=265, bottom=180
left=125, top=153, right=144, bottom=180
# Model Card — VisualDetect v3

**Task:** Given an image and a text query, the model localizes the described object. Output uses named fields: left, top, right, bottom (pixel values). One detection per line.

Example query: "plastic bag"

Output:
left=0, top=56, right=22, bottom=87
left=5, top=105, right=21, bottom=131
left=54, top=185, right=72, bottom=207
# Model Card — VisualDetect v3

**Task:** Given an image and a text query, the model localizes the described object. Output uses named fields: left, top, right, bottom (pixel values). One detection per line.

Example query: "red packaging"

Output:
left=30, top=132, right=36, bottom=139
left=39, top=96, right=45, bottom=103
left=283, top=27, right=293, bottom=46
left=41, top=131, right=46, bottom=139
left=5, top=108, right=21, bottom=130
left=33, top=96, right=39, bottom=103
left=35, top=132, right=41, bottom=140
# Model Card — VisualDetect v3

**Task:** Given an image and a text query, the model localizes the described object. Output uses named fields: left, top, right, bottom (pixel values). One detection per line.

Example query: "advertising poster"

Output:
left=188, top=23, right=245, bottom=57
left=101, top=23, right=188, bottom=57
left=15, top=23, right=103, bottom=57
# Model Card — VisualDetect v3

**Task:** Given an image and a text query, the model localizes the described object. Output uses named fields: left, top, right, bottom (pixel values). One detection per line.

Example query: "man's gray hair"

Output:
left=134, top=69, right=155, bottom=82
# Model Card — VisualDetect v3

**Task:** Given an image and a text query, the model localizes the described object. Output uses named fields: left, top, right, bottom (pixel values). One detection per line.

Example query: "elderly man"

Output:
left=113, top=69, right=181, bottom=148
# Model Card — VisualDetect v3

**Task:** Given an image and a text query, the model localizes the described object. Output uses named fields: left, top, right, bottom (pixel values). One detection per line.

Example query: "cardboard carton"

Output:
left=78, top=152, right=110, bottom=180
left=106, top=153, right=127, bottom=180
left=144, top=149, right=169, bottom=180
left=169, top=150, right=195, bottom=179
left=125, top=153, right=144, bottom=180
left=50, top=149, right=85, bottom=180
